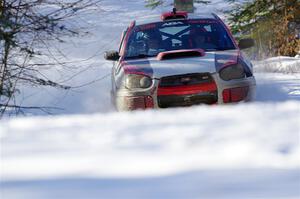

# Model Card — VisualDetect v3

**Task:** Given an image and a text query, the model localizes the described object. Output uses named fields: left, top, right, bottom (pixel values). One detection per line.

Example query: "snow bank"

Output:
left=254, top=56, right=300, bottom=73
left=1, top=101, right=299, bottom=180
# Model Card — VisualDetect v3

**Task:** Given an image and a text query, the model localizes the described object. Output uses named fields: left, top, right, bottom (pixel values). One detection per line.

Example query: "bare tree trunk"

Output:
left=0, top=39, right=10, bottom=94
left=0, top=0, right=5, bottom=95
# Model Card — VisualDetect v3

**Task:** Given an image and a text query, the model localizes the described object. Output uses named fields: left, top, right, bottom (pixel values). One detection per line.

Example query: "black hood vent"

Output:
left=157, top=49, right=205, bottom=60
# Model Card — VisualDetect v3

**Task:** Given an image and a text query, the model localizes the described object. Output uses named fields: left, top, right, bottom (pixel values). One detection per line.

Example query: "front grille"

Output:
left=158, top=92, right=217, bottom=108
left=157, top=73, right=218, bottom=108
left=159, top=73, right=213, bottom=87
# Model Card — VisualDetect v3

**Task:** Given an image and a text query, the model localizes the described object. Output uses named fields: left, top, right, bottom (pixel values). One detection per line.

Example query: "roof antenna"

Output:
left=173, top=8, right=177, bottom=14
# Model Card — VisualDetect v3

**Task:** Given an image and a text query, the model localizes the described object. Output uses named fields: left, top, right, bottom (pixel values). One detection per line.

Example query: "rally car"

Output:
left=105, top=9, right=256, bottom=111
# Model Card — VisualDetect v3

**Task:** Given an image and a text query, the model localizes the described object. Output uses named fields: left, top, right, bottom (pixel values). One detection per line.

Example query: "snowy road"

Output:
left=1, top=0, right=300, bottom=198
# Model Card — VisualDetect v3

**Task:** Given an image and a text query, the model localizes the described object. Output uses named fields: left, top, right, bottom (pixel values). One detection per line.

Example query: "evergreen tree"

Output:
left=226, top=0, right=300, bottom=58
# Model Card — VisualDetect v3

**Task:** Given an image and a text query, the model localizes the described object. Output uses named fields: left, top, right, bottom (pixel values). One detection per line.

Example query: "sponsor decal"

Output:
left=181, top=77, right=192, bottom=84
left=162, top=21, right=184, bottom=26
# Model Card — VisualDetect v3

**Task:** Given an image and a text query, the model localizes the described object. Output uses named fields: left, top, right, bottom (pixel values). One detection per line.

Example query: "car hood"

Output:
left=123, top=50, right=240, bottom=79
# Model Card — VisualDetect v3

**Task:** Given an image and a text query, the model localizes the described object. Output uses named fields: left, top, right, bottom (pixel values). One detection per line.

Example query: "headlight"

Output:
left=125, top=74, right=152, bottom=89
left=219, top=63, right=245, bottom=81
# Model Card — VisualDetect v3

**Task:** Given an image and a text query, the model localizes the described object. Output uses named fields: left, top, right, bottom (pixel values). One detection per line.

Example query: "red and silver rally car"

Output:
left=105, top=9, right=256, bottom=111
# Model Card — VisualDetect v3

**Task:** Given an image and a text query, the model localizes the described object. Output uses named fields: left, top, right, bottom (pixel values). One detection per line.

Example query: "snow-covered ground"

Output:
left=1, top=101, right=300, bottom=198
left=1, top=0, right=300, bottom=198
left=255, top=57, right=300, bottom=73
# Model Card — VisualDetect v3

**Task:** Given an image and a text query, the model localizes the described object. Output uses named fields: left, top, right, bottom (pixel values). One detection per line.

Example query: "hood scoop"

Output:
left=157, top=49, right=205, bottom=61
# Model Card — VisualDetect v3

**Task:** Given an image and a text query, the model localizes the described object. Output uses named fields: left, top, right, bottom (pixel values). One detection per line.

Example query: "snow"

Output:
left=1, top=101, right=300, bottom=177
left=254, top=56, right=300, bottom=73
left=1, top=101, right=300, bottom=198
left=255, top=73, right=300, bottom=102
left=1, top=0, right=300, bottom=198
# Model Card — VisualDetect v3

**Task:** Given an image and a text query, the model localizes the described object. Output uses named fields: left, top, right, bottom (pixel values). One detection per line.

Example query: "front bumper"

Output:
left=114, top=74, right=256, bottom=111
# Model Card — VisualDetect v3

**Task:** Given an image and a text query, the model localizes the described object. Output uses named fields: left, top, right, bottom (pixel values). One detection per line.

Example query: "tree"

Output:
left=0, top=0, right=100, bottom=117
left=145, top=0, right=164, bottom=9
left=226, top=0, right=300, bottom=58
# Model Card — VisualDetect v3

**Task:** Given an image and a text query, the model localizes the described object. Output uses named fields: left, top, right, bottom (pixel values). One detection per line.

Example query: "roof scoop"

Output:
left=157, top=49, right=205, bottom=61
left=161, top=9, right=188, bottom=21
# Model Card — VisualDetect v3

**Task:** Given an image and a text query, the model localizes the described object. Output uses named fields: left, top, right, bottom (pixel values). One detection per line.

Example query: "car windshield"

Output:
left=124, top=19, right=236, bottom=59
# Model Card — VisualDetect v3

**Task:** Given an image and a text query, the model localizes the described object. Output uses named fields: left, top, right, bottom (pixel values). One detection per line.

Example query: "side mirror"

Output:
left=104, top=51, right=120, bottom=61
left=238, top=38, right=255, bottom=50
